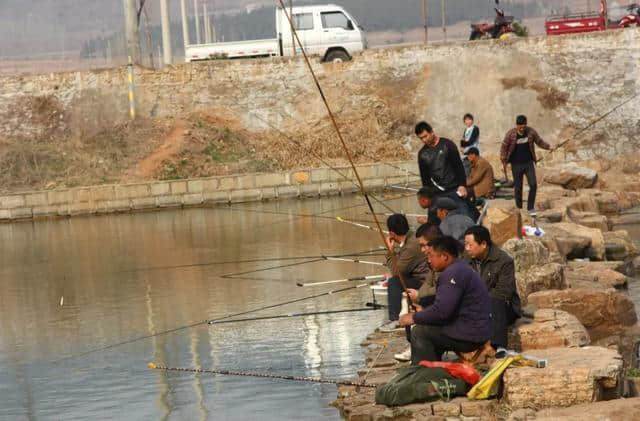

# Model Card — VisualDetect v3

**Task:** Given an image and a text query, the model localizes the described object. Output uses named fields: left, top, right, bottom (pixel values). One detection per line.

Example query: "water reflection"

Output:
left=0, top=194, right=414, bottom=420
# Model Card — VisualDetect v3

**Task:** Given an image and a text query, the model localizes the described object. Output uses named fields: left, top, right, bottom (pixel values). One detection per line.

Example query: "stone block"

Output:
left=236, top=174, right=256, bottom=189
left=375, top=164, right=397, bottom=178
left=509, top=309, right=590, bottom=351
left=156, top=195, right=183, bottom=207
left=365, top=178, right=386, bottom=190
left=533, top=397, right=640, bottom=421
left=0, top=209, right=11, bottom=219
left=517, top=263, right=566, bottom=304
left=201, top=178, right=219, bottom=192
left=431, top=401, right=461, bottom=416
left=503, top=239, right=550, bottom=272
left=32, top=206, right=58, bottom=218
left=503, top=347, right=623, bottom=409
left=460, top=400, right=493, bottom=417
left=299, top=184, right=319, bottom=198
left=183, top=193, right=204, bottom=206
left=187, top=180, right=204, bottom=193
left=218, top=177, right=236, bottom=191
left=150, top=182, right=170, bottom=196
left=339, top=181, right=360, bottom=194
left=203, top=191, right=230, bottom=204
left=544, top=222, right=606, bottom=261
left=116, top=184, right=150, bottom=199
left=310, top=168, right=330, bottom=183
left=277, top=185, right=299, bottom=199
left=24, top=193, right=48, bottom=207
left=527, top=288, right=637, bottom=341
left=230, top=189, right=261, bottom=203
left=261, top=187, right=277, bottom=200
left=1, top=194, right=26, bottom=209
left=69, top=202, right=97, bottom=215
left=386, top=176, right=410, bottom=186
left=10, top=207, right=33, bottom=219
left=170, top=181, right=187, bottom=195
left=104, top=200, right=131, bottom=212
left=90, top=186, right=116, bottom=202
left=319, top=182, right=340, bottom=196
left=255, top=173, right=288, bottom=188
left=545, top=164, right=598, bottom=190
left=56, top=205, right=71, bottom=216
left=483, top=206, right=521, bottom=246
left=73, top=188, right=93, bottom=203
left=131, top=197, right=157, bottom=210
left=355, top=165, right=375, bottom=180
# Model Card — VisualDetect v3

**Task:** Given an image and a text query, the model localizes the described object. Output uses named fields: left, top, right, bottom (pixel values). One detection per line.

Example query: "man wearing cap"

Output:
left=435, top=197, right=475, bottom=242
left=500, top=115, right=555, bottom=216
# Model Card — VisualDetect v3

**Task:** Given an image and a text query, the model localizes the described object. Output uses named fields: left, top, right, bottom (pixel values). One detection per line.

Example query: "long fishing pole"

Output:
left=55, top=282, right=374, bottom=363
left=296, top=274, right=386, bottom=288
left=147, top=363, right=377, bottom=388
left=538, top=92, right=639, bottom=163
left=208, top=307, right=382, bottom=325
left=323, top=256, right=385, bottom=266
left=277, top=0, right=415, bottom=309
left=336, top=216, right=389, bottom=234
left=225, top=206, right=378, bottom=224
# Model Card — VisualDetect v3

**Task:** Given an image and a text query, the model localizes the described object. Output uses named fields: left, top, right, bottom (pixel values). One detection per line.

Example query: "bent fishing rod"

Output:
left=147, top=362, right=377, bottom=388
left=54, top=282, right=375, bottom=363
left=277, top=0, right=415, bottom=309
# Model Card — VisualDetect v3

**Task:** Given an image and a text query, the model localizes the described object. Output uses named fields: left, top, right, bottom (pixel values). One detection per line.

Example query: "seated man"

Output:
left=465, top=147, right=495, bottom=200
left=416, top=186, right=440, bottom=226
left=385, top=214, right=430, bottom=321
left=434, top=197, right=476, bottom=241
left=399, top=236, right=490, bottom=364
left=464, top=226, right=521, bottom=350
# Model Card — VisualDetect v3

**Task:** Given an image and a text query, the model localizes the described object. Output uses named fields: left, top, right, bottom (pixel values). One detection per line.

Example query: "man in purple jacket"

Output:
left=399, top=236, right=490, bottom=365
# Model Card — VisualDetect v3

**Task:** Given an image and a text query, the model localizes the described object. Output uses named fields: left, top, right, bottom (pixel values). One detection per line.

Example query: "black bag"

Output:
left=375, top=366, right=468, bottom=407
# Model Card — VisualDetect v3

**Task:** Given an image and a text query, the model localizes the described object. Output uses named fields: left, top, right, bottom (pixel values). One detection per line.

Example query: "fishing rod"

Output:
left=277, top=0, right=415, bottom=310
left=225, top=206, right=378, bottom=224
left=323, top=256, right=384, bottom=266
left=335, top=216, right=389, bottom=234
left=538, top=92, right=639, bottom=164
left=296, top=274, right=386, bottom=288
left=55, top=282, right=374, bottom=363
left=389, top=185, right=419, bottom=193
left=208, top=306, right=383, bottom=325
left=366, top=211, right=423, bottom=218
left=147, top=362, right=377, bottom=388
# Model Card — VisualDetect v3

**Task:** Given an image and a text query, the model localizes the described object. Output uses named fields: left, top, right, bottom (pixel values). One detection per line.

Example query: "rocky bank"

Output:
left=332, top=166, right=640, bottom=420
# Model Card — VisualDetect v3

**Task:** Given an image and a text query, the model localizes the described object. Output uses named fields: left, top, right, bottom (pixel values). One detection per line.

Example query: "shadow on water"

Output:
left=0, top=194, right=418, bottom=420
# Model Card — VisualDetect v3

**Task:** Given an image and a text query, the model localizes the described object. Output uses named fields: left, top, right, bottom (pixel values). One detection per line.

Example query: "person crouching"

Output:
left=398, top=236, right=490, bottom=364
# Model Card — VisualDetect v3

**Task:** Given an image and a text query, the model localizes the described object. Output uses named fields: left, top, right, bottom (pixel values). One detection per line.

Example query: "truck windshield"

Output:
left=321, top=11, right=353, bottom=30
left=293, top=13, right=314, bottom=30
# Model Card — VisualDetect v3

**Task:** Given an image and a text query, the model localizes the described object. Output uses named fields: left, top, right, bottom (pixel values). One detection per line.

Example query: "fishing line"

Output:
left=147, top=362, right=377, bottom=388
left=222, top=206, right=377, bottom=224
left=208, top=307, right=382, bottom=325
left=54, top=282, right=375, bottom=363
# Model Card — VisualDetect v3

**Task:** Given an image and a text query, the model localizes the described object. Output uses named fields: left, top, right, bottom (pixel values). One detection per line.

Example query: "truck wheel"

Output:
left=325, top=50, right=350, bottom=63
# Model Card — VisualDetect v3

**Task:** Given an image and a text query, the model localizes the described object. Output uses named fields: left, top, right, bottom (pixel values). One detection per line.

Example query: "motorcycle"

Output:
left=618, top=3, right=640, bottom=27
left=470, top=0, right=515, bottom=40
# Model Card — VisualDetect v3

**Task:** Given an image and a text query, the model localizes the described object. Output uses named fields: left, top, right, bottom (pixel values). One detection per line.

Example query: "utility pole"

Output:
left=160, top=0, right=172, bottom=65
left=180, top=0, right=190, bottom=50
left=290, top=0, right=295, bottom=55
left=123, top=0, right=141, bottom=63
left=441, top=0, right=447, bottom=42
left=421, top=0, right=428, bottom=44
left=194, top=0, right=201, bottom=44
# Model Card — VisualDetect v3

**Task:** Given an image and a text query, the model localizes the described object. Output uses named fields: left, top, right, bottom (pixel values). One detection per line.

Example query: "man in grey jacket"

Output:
left=434, top=197, right=475, bottom=242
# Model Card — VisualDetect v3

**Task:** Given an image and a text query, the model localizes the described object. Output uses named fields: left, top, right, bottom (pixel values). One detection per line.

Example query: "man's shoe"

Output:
left=528, top=209, right=537, bottom=217
left=394, top=347, right=411, bottom=362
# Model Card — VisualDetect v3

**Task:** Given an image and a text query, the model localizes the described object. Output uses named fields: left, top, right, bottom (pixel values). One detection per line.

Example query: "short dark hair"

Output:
left=416, top=223, right=443, bottom=242
left=417, top=186, right=438, bottom=199
left=427, top=236, right=460, bottom=258
left=464, top=225, right=493, bottom=247
left=466, top=147, right=480, bottom=156
left=415, top=121, right=433, bottom=136
left=463, top=113, right=474, bottom=121
left=387, top=214, right=410, bottom=236
left=516, top=115, right=527, bottom=125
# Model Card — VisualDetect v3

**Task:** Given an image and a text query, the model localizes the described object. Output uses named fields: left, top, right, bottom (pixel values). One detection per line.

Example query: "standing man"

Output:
left=466, top=147, right=495, bottom=200
left=385, top=214, right=430, bottom=321
left=500, top=115, right=555, bottom=216
left=398, top=236, right=491, bottom=365
left=416, top=121, right=468, bottom=200
left=464, top=226, right=521, bottom=350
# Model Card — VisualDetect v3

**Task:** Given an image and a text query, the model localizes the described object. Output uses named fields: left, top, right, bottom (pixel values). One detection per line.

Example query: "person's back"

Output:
left=440, top=210, right=476, bottom=241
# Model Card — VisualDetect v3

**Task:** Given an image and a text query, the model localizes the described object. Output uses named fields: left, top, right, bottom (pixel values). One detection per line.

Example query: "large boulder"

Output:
left=545, top=164, right=598, bottom=190
left=517, top=263, right=566, bottom=304
left=527, top=289, right=637, bottom=341
left=604, top=230, right=638, bottom=260
left=543, top=222, right=606, bottom=260
left=503, top=238, right=550, bottom=272
left=483, top=205, right=522, bottom=246
left=565, top=266, right=628, bottom=290
left=568, top=210, right=609, bottom=232
left=503, top=347, right=623, bottom=410
left=509, top=309, right=590, bottom=351
left=532, top=397, right=640, bottom=421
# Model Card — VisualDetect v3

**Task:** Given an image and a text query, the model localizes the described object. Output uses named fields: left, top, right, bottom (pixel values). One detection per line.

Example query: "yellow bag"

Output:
left=466, top=356, right=520, bottom=400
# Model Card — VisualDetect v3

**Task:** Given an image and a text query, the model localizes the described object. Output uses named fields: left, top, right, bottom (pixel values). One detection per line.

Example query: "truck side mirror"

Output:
left=346, top=20, right=354, bottom=30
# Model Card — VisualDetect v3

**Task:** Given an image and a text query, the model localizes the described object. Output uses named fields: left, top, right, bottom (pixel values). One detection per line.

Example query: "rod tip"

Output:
left=148, top=362, right=157, bottom=369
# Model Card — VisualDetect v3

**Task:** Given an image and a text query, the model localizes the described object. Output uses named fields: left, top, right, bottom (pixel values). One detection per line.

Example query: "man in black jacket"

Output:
left=463, top=225, right=521, bottom=349
left=417, top=121, right=468, bottom=198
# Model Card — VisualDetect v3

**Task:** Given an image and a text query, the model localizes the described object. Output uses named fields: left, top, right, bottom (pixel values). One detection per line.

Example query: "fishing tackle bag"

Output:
left=375, top=366, right=468, bottom=407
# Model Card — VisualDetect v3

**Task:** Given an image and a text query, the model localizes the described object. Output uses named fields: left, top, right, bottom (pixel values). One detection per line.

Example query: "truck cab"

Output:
left=277, top=4, right=367, bottom=62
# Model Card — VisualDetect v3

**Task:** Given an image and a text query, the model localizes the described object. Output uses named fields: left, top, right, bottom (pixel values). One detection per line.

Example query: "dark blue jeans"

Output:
left=511, top=161, right=537, bottom=211
left=387, top=276, right=423, bottom=321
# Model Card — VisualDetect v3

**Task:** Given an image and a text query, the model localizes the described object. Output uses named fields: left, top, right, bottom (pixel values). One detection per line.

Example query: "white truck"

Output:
left=185, top=4, right=367, bottom=63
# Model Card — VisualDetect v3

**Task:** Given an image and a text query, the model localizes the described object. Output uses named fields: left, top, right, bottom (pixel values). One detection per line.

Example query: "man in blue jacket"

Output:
left=399, top=236, right=490, bottom=364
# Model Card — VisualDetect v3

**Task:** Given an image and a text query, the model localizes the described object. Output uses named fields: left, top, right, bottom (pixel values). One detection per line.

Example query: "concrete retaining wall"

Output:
left=0, top=161, right=420, bottom=221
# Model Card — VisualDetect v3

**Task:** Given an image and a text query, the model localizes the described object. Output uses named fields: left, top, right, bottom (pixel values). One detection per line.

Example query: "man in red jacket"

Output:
left=500, top=115, right=556, bottom=216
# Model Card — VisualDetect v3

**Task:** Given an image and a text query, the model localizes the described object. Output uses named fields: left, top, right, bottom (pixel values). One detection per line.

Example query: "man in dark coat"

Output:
left=464, top=225, right=521, bottom=349
left=399, top=236, right=490, bottom=364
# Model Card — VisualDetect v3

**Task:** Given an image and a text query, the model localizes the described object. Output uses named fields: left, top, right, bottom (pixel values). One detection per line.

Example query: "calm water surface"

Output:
left=0, top=193, right=420, bottom=421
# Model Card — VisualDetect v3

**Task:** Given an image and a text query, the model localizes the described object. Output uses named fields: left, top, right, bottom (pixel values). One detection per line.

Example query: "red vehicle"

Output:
left=545, top=0, right=639, bottom=35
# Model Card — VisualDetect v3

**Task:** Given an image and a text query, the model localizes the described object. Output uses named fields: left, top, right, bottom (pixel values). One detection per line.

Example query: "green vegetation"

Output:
left=627, top=368, right=640, bottom=378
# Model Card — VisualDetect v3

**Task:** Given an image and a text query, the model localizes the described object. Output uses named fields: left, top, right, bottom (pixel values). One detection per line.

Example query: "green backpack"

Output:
left=375, top=366, right=469, bottom=407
